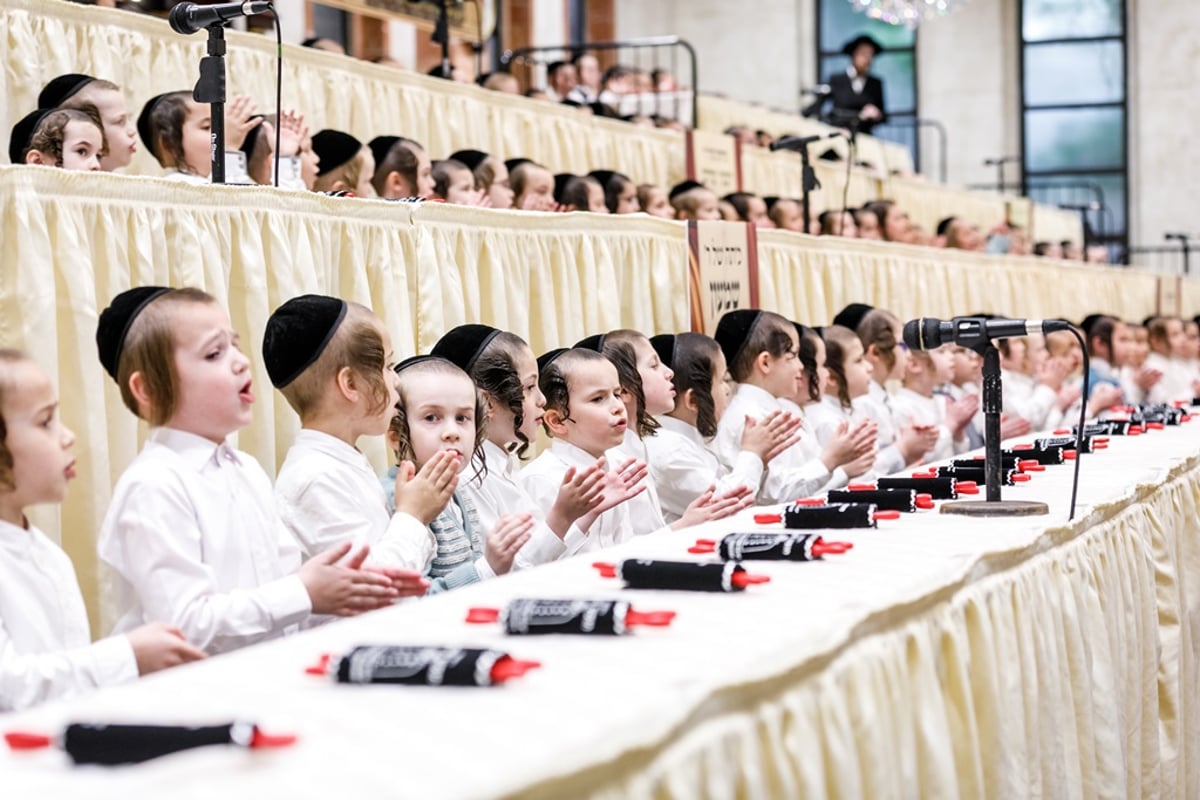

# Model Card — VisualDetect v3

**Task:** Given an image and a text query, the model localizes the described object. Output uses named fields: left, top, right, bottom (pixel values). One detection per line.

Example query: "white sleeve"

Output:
left=280, top=472, right=433, bottom=572
left=271, top=155, right=308, bottom=191
left=224, top=150, right=252, bottom=184
left=106, top=474, right=311, bottom=654
left=0, top=622, right=137, bottom=712
left=649, top=443, right=760, bottom=521
left=759, top=457, right=833, bottom=504
left=711, top=412, right=748, bottom=471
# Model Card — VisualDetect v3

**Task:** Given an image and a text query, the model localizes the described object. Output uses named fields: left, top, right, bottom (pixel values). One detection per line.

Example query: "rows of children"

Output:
left=9, top=72, right=1073, bottom=254
left=2, top=286, right=1196, bottom=711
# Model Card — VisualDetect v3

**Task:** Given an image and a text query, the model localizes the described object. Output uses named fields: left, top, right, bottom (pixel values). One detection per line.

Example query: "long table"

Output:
left=3, top=420, right=1200, bottom=798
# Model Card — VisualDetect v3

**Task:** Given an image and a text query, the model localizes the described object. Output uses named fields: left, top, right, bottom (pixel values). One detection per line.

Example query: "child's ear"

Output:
left=754, top=351, right=772, bottom=376
left=385, top=170, right=408, bottom=197
left=24, top=150, right=46, bottom=165
left=385, top=428, right=401, bottom=451
left=128, top=371, right=153, bottom=412
left=681, top=387, right=699, bottom=414
left=480, top=390, right=497, bottom=420
left=335, top=366, right=357, bottom=402
left=543, top=408, right=568, bottom=437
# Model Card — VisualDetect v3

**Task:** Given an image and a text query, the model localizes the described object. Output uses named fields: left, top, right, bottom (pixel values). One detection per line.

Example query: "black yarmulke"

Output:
left=96, top=286, right=171, bottom=380
left=262, top=295, right=348, bottom=389
left=432, top=324, right=501, bottom=373
left=649, top=334, right=676, bottom=369
left=9, top=108, right=54, bottom=164
left=537, top=348, right=569, bottom=373
left=574, top=334, right=606, bottom=353
left=588, top=169, right=618, bottom=189
left=714, top=309, right=762, bottom=367
left=669, top=180, right=705, bottom=201
left=38, top=73, right=96, bottom=109
left=553, top=173, right=578, bottom=205
left=504, top=157, right=532, bottom=174
left=450, top=149, right=489, bottom=172
left=367, top=135, right=400, bottom=169
left=395, top=354, right=453, bottom=374
left=1079, top=313, right=1106, bottom=336
left=832, top=303, right=874, bottom=333
left=136, top=93, right=174, bottom=160
left=312, top=130, right=362, bottom=176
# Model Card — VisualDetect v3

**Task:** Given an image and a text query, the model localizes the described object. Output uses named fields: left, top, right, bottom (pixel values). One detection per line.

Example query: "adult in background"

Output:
left=825, top=34, right=887, bottom=135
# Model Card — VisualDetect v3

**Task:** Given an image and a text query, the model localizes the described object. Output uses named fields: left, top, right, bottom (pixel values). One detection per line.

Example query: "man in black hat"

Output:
left=821, top=34, right=887, bottom=135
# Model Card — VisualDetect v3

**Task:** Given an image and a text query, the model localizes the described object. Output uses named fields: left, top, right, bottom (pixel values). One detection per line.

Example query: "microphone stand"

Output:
left=192, top=23, right=227, bottom=184
left=432, top=0, right=452, bottom=78
left=800, top=142, right=820, bottom=235
left=942, top=339, right=1049, bottom=518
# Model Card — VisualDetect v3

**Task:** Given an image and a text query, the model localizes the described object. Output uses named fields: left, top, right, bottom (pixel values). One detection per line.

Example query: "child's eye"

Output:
left=424, top=414, right=439, bottom=422
left=456, top=414, right=472, bottom=423
left=205, top=347, right=222, bottom=360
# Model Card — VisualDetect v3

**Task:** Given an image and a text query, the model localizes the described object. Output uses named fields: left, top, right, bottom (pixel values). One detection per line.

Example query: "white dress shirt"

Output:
left=847, top=65, right=867, bottom=95
left=462, top=439, right=589, bottom=568
left=779, top=398, right=850, bottom=491
left=1145, top=353, right=1195, bottom=404
left=608, top=429, right=669, bottom=535
left=99, top=428, right=314, bottom=655
left=854, top=381, right=907, bottom=476
left=276, top=429, right=433, bottom=571
left=0, top=519, right=138, bottom=711
left=1001, top=369, right=1058, bottom=429
left=645, top=415, right=762, bottom=524
left=712, top=383, right=839, bottom=504
left=521, top=439, right=632, bottom=553
left=890, top=387, right=959, bottom=462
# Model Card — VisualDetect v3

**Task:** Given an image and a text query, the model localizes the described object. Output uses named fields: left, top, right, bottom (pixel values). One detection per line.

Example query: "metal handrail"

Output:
left=873, top=116, right=947, bottom=183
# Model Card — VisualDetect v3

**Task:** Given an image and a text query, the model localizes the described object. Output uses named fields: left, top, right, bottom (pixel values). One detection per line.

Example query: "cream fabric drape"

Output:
left=886, top=176, right=1012, bottom=233
left=698, top=93, right=915, bottom=175
left=1033, top=203, right=1088, bottom=246
left=0, top=0, right=685, bottom=186
left=3, top=418, right=1200, bottom=799
left=754, top=228, right=1163, bottom=325
left=0, top=166, right=688, bottom=632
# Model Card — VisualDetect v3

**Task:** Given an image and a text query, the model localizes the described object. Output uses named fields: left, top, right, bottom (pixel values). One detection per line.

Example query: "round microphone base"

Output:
left=939, top=500, right=1050, bottom=517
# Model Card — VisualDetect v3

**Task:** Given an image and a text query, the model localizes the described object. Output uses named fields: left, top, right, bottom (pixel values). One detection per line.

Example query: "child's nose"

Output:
left=62, top=425, right=76, bottom=449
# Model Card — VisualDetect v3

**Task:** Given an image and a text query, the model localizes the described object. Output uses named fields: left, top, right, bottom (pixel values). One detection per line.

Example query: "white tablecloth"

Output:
left=3, top=422, right=1200, bottom=799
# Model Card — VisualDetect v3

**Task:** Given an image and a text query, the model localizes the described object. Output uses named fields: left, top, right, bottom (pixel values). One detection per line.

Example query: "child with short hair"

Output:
left=521, top=349, right=649, bottom=551
left=97, top=287, right=404, bottom=655
left=451, top=149, right=514, bottom=209
left=22, top=106, right=107, bottom=171
left=711, top=311, right=873, bottom=502
left=0, top=350, right=205, bottom=711
left=39, top=73, right=138, bottom=171
left=787, top=324, right=877, bottom=483
left=669, top=180, right=721, bottom=221
left=839, top=305, right=938, bottom=473
left=432, top=325, right=639, bottom=565
left=384, top=357, right=534, bottom=590
left=638, top=184, right=673, bottom=219
left=647, top=332, right=802, bottom=521
left=369, top=135, right=434, bottom=199
left=998, top=335, right=1070, bottom=429
left=432, top=159, right=488, bottom=205
left=561, top=175, right=607, bottom=213
left=590, top=170, right=639, bottom=213
left=586, top=330, right=753, bottom=531
left=311, top=130, right=375, bottom=197
left=511, top=160, right=557, bottom=211
left=724, top=192, right=774, bottom=228
left=1118, top=321, right=1162, bottom=403
left=891, top=349, right=977, bottom=462
left=802, top=325, right=879, bottom=476
left=767, top=198, right=804, bottom=232
left=137, top=92, right=262, bottom=184
left=266, top=296, right=439, bottom=592
left=239, top=109, right=312, bottom=190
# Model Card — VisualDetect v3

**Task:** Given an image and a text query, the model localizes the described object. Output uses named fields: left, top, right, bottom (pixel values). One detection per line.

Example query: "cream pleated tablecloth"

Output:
left=2, top=420, right=1199, bottom=799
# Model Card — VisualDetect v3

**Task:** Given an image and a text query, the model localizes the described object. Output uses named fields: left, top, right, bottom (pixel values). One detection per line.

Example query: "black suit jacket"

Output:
left=826, top=72, right=886, bottom=134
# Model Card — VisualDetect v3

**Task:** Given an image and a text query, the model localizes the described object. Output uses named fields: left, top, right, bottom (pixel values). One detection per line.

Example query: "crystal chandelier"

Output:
left=848, top=0, right=970, bottom=28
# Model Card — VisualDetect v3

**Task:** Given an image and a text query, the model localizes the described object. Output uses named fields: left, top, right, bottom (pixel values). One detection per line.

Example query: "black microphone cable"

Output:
left=266, top=5, right=282, bottom=188
left=1066, top=324, right=1089, bottom=521
left=841, top=129, right=855, bottom=238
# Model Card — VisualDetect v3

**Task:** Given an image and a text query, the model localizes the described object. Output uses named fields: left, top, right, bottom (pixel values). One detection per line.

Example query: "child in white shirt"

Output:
left=1145, top=317, right=1199, bottom=404
left=646, top=332, right=802, bottom=522
left=522, top=349, right=649, bottom=552
left=711, top=311, right=872, bottom=502
left=0, top=350, right=204, bottom=710
left=268, top=295, right=434, bottom=593
left=97, top=287, right=405, bottom=655
left=137, top=91, right=265, bottom=185
left=383, top=357, right=534, bottom=592
left=587, top=330, right=752, bottom=533
left=432, top=325, right=637, bottom=566
left=892, top=349, right=977, bottom=462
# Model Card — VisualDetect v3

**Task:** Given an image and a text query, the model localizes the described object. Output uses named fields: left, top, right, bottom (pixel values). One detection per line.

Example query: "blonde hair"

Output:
left=313, top=146, right=369, bottom=194
left=280, top=303, right=391, bottom=420
left=116, top=288, right=218, bottom=426
left=670, top=187, right=716, bottom=219
left=0, top=349, right=32, bottom=491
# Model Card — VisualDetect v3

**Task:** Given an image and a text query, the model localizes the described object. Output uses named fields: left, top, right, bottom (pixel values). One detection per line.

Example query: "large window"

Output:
left=816, top=1, right=919, bottom=169
left=1020, top=0, right=1127, bottom=258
